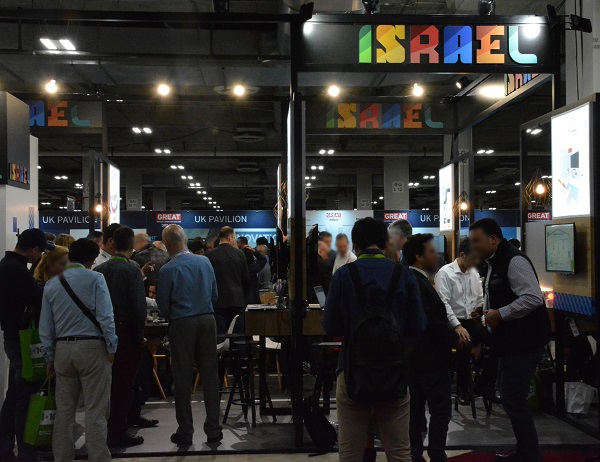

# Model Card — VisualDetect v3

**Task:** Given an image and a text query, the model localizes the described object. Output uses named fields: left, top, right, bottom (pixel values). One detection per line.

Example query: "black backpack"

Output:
left=345, top=262, right=407, bottom=403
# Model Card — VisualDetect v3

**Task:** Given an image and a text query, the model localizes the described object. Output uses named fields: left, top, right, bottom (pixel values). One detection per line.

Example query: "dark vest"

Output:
left=485, top=240, right=551, bottom=356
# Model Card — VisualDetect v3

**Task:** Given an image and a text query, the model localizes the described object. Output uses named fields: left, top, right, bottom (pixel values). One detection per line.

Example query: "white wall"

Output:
left=525, top=221, right=553, bottom=291
left=0, top=136, right=38, bottom=406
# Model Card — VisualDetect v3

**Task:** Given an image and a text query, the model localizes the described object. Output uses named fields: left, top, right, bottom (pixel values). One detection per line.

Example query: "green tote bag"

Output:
left=20, top=320, right=46, bottom=382
left=23, top=378, right=56, bottom=447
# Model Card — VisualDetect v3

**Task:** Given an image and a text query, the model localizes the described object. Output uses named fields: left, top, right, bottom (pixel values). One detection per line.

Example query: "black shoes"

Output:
left=170, top=433, right=193, bottom=446
left=207, top=432, right=224, bottom=444
left=129, top=416, right=159, bottom=428
left=107, top=434, right=144, bottom=448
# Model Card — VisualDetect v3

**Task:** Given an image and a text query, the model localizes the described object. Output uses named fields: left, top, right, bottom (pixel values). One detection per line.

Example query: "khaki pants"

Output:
left=336, top=372, right=411, bottom=462
left=53, top=340, right=112, bottom=462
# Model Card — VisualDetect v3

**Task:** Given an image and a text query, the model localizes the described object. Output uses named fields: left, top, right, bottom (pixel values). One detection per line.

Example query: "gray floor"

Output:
left=68, top=384, right=599, bottom=457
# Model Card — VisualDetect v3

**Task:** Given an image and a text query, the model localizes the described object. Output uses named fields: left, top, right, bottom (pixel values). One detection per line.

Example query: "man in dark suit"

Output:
left=206, top=226, right=250, bottom=335
left=403, top=233, right=458, bottom=462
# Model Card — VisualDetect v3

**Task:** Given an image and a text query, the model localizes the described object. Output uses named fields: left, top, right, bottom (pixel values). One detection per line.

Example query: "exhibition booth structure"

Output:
left=1, top=5, right=599, bottom=453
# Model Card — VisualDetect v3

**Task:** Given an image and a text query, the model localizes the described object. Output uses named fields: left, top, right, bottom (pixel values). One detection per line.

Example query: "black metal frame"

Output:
left=519, top=94, right=600, bottom=440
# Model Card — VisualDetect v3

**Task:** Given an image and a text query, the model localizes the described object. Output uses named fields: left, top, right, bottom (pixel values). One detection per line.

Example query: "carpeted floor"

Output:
left=449, top=451, right=600, bottom=461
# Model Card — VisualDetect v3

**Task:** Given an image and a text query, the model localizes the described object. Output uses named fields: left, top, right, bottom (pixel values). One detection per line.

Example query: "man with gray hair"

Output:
left=133, top=233, right=169, bottom=291
left=157, top=224, right=222, bottom=446
left=388, top=219, right=413, bottom=264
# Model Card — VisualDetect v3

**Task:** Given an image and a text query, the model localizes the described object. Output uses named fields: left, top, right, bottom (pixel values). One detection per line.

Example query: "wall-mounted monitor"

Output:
left=439, top=164, right=454, bottom=232
left=545, top=223, right=576, bottom=274
left=551, top=103, right=591, bottom=218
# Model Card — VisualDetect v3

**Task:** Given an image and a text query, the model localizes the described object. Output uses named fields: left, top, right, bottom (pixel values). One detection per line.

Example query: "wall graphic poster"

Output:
left=551, top=103, right=591, bottom=218
left=108, top=165, right=120, bottom=224
left=439, top=165, right=454, bottom=232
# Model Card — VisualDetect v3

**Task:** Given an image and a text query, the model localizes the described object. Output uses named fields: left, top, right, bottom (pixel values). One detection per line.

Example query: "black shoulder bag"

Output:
left=58, top=275, right=103, bottom=334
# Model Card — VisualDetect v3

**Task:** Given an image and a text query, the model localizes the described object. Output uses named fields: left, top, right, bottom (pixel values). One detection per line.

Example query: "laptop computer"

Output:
left=313, top=285, right=326, bottom=309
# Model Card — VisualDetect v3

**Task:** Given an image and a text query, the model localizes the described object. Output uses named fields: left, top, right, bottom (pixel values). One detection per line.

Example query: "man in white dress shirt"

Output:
left=434, top=238, right=485, bottom=404
left=332, top=233, right=357, bottom=275
left=92, top=223, right=122, bottom=269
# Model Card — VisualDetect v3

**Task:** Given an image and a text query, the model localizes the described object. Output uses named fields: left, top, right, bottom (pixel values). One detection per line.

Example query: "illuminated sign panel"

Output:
left=302, top=19, right=552, bottom=73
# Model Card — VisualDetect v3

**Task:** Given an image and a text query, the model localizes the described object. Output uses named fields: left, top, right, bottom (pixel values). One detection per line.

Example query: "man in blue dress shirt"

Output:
left=157, top=224, right=223, bottom=446
left=40, top=238, right=117, bottom=462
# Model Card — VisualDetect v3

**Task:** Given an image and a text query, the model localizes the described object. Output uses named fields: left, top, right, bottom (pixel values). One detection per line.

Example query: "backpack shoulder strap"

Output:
left=384, top=264, right=403, bottom=306
left=347, top=262, right=367, bottom=307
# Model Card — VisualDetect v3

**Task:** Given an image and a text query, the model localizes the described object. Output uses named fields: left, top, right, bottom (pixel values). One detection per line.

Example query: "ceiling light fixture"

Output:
left=412, top=83, right=424, bottom=97
left=163, top=149, right=171, bottom=154
left=311, top=176, right=316, bottom=180
left=45, top=79, right=58, bottom=94
left=327, top=149, right=335, bottom=155
left=155, top=148, right=162, bottom=154
left=319, top=149, right=326, bottom=155
left=59, top=39, right=76, bottom=50
left=37, top=165, right=42, bottom=169
left=456, top=76, right=470, bottom=90
left=318, top=165, right=324, bottom=170
left=142, top=127, right=152, bottom=134
left=177, top=165, right=184, bottom=170
left=379, top=196, right=384, bottom=200
left=485, top=149, right=494, bottom=154
left=477, top=149, right=486, bottom=154
left=311, top=165, right=317, bottom=170
left=327, top=85, right=341, bottom=97
left=132, top=127, right=142, bottom=134
left=515, top=182, right=521, bottom=186
left=40, top=38, right=57, bottom=50
left=170, top=165, right=177, bottom=169
left=181, top=175, right=187, bottom=179
left=157, top=83, right=170, bottom=96
left=530, top=128, right=542, bottom=135
left=306, top=182, right=312, bottom=187
left=233, top=85, right=245, bottom=97
left=423, top=175, right=429, bottom=179
left=479, top=84, right=505, bottom=99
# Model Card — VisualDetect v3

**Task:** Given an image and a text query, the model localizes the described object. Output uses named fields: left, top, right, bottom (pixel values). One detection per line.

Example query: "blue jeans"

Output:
left=498, top=347, right=545, bottom=462
left=0, top=340, right=40, bottom=461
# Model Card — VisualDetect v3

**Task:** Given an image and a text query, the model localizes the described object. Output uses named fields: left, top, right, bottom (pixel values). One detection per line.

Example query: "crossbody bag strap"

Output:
left=384, top=264, right=403, bottom=306
left=58, top=275, right=102, bottom=334
left=347, top=262, right=367, bottom=307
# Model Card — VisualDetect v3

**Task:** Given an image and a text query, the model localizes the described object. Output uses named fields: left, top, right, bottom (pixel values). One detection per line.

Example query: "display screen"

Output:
left=545, top=223, right=576, bottom=274
left=551, top=103, right=591, bottom=218
left=108, top=164, right=120, bottom=225
left=439, top=164, right=454, bottom=232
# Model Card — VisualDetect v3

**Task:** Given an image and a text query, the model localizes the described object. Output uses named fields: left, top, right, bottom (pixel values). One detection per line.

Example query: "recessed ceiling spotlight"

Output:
left=327, top=85, right=341, bottom=97
left=515, top=182, right=521, bottom=186
left=45, top=79, right=58, bottom=93
left=305, top=176, right=310, bottom=180
left=181, top=175, right=187, bottom=179
left=456, top=76, right=470, bottom=90
left=327, top=149, right=335, bottom=155
left=203, top=197, right=208, bottom=200
left=412, top=83, right=424, bottom=97
left=413, top=182, right=420, bottom=186
left=318, top=165, right=324, bottom=170
left=163, top=149, right=171, bottom=154
left=188, top=176, right=193, bottom=180
left=311, top=165, right=317, bottom=170
left=177, top=165, right=184, bottom=170
left=155, top=148, right=162, bottom=154
left=197, top=191, right=202, bottom=194
left=372, top=201, right=378, bottom=204
left=142, top=127, right=152, bottom=134
left=37, top=165, right=42, bottom=169
left=477, top=149, right=486, bottom=154
left=430, top=175, right=435, bottom=179
left=485, top=149, right=494, bottom=154
left=132, top=127, right=142, bottom=134
left=54, top=176, right=61, bottom=180
left=202, top=191, right=207, bottom=195
left=526, top=128, right=532, bottom=133
left=208, top=197, right=212, bottom=200
left=306, top=182, right=312, bottom=187
left=408, top=182, right=414, bottom=186
left=379, top=196, right=384, bottom=200
left=530, top=128, right=542, bottom=135
left=170, top=165, right=177, bottom=169
left=157, top=83, right=170, bottom=96
left=61, top=175, right=68, bottom=179
left=423, top=175, right=429, bottom=179
left=233, top=85, right=245, bottom=96
left=319, top=149, right=326, bottom=155
left=311, top=176, right=316, bottom=180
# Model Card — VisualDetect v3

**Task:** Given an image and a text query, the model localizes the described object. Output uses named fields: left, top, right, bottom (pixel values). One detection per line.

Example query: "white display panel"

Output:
left=108, top=164, right=120, bottom=224
left=551, top=103, right=591, bottom=218
left=306, top=210, right=373, bottom=249
left=439, top=164, right=454, bottom=231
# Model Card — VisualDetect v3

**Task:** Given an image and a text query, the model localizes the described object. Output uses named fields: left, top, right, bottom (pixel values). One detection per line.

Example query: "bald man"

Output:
left=133, top=233, right=170, bottom=290
left=156, top=225, right=223, bottom=445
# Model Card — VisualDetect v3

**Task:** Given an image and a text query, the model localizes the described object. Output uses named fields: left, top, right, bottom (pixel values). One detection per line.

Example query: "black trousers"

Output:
left=409, top=365, right=452, bottom=462
left=129, top=347, right=155, bottom=421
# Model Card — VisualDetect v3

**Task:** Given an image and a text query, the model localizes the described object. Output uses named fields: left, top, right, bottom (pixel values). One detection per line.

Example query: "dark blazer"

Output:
left=132, top=244, right=170, bottom=289
left=206, top=244, right=250, bottom=310
left=410, top=268, right=457, bottom=372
